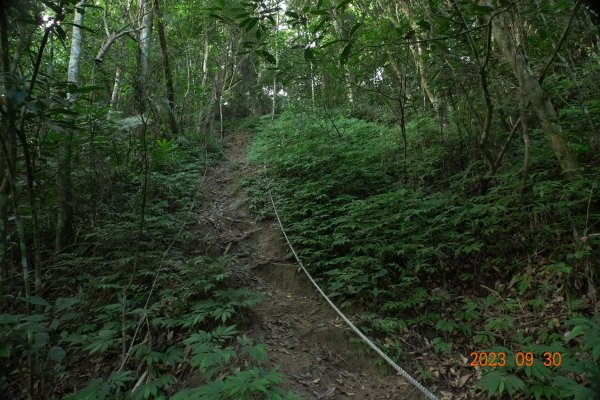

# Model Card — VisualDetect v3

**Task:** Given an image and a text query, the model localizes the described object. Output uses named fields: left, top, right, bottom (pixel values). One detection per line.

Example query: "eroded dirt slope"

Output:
left=193, top=130, right=424, bottom=399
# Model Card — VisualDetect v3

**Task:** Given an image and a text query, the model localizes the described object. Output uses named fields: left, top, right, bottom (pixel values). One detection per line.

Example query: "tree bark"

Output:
left=272, top=10, right=280, bottom=120
left=135, top=0, right=153, bottom=114
left=484, top=0, right=580, bottom=176
left=201, top=23, right=211, bottom=87
left=110, top=65, right=122, bottom=111
left=153, top=0, right=179, bottom=136
left=0, top=2, right=17, bottom=288
left=56, top=1, right=85, bottom=251
left=519, top=95, right=531, bottom=196
left=389, top=0, right=450, bottom=136
left=332, top=7, right=355, bottom=106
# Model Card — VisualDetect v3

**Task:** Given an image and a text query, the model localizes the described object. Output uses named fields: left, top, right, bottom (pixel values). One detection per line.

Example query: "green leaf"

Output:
left=417, top=20, right=431, bottom=32
left=476, top=371, right=504, bottom=396
left=244, top=343, right=268, bottom=362
left=8, top=89, right=26, bottom=105
left=565, top=325, right=585, bottom=342
left=336, top=0, right=352, bottom=9
left=592, top=339, right=600, bottom=361
left=208, top=13, right=226, bottom=22
left=49, top=345, right=66, bottom=362
left=321, top=39, right=342, bottom=48
left=70, top=85, right=102, bottom=94
left=311, top=16, right=329, bottom=34
left=261, top=50, right=276, bottom=64
left=340, top=42, right=352, bottom=66
left=62, top=22, right=95, bottom=33
left=503, top=374, right=525, bottom=396
left=0, top=343, right=11, bottom=358
left=34, top=332, right=50, bottom=348
left=19, top=296, right=49, bottom=307
left=245, top=17, right=259, bottom=31
left=54, top=297, right=80, bottom=312
left=304, top=47, right=315, bottom=61
left=473, top=5, right=494, bottom=14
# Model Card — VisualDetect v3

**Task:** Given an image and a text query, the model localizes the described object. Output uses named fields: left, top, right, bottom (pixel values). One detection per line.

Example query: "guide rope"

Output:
left=265, top=167, right=440, bottom=400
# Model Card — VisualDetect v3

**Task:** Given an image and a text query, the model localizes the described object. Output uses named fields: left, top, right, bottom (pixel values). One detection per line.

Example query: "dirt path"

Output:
left=194, top=130, right=424, bottom=399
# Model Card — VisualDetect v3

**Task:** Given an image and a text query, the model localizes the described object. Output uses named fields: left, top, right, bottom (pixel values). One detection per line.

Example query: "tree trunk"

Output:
left=240, top=54, right=263, bottom=116
left=110, top=66, right=122, bottom=112
left=332, top=7, right=355, bottom=106
left=272, top=10, right=280, bottom=120
left=310, top=62, right=315, bottom=106
left=201, top=24, right=211, bottom=87
left=389, top=0, right=450, bottom=136
left=56, top=0, right=85, bottom=251
left=519, top=95, right=531, bottom=196
left=485, top=0, right=580, bottom=176
left=135, top=0, right=153, bottom=114
left=153, top=0, right=179, bottom=136
left=0, top=3, right=15, bottom=287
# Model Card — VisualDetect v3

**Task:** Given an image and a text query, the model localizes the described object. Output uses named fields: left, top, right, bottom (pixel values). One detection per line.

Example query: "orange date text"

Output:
left=468, top=351, right=562, bottom=367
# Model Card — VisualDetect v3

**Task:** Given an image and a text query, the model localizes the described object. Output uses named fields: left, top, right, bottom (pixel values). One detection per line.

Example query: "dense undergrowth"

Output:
left=1, top=123, right=297, bottom=400
left=247, top=110, right=600, bottom=399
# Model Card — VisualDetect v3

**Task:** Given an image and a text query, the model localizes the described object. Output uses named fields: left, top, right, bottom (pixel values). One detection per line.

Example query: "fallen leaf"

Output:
left=455, top=374, right=471, bottom=388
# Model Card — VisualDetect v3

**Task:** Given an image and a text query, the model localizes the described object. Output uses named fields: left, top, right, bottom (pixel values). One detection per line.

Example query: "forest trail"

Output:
left=192, top=130, right=424, bottom=399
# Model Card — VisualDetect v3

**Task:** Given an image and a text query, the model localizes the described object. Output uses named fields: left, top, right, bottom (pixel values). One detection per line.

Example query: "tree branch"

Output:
left=95, top=27, right=140, bottom=63
left=538, top=0, right=582, bottom=84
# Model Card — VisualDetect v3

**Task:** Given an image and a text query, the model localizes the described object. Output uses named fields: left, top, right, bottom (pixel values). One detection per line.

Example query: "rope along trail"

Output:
left=265, top=167, right=440, bottom=400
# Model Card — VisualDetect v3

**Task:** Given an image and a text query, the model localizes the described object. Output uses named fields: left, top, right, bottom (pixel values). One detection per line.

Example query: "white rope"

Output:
left=265, top=167, right=440, bottom=400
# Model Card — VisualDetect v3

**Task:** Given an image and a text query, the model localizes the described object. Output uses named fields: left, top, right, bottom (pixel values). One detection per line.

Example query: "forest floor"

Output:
left=190, top=129, right=424, bottom=399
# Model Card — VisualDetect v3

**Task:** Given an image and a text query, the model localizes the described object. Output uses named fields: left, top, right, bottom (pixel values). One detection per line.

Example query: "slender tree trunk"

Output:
left=332, top=7, right=355, bottom=106
left=388, top=54, right=409, bottom=180
left=56, top=1, right=85, bottom=251
left=240, top=52, right=263, bottom=116
left=1, top=7, right=36, bottom=396
left=153, top=0, right=179, bottom=136
left=66, top=4, right=84, bottom=101
left=272, top=10, right=280, bottom=120
left=110, top=66, right=122, bottom=112
left=449, top=0, right=496, bottom=178
left=0, top=4, right=17, bottom=279
left=519, top=95, right=531, bottom=196
left=201, top=25, right=211, bottom=87
left=109, top=41, right=125, bottom=113
left=391, top=0, right=449, bottom=136
left=484, top=0, right=580, bottom=176
left=135, top=0, right=153, bottom=114
left=310, top=62, right=315, bottom=106
left=346, top=70, right=355, bottom=105
left=0, top=175, right=6, bottom=292
left=15, top=27, right=44, bottom=291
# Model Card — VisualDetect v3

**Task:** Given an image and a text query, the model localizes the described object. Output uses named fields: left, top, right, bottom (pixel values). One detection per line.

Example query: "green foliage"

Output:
left=0, top=135, right=292, bottom=399
left=476, top=318, right=600, bottom=399
left=248, top=111, right=600, bottom=398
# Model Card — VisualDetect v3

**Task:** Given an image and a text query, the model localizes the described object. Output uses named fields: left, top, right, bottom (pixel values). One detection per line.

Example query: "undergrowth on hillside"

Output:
left=1, top=135, right=297, bottom=400
left=247, top=111, right=600, bottom=399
